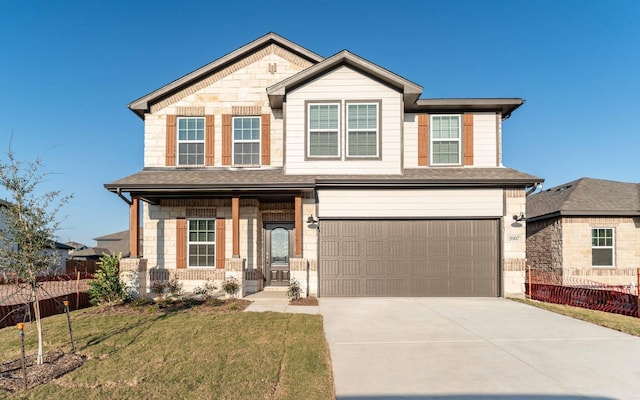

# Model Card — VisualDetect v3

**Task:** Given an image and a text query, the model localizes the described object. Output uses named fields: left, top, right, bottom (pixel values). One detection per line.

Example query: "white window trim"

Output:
left=307, top=102, right=341, bottom=158
left=232, top=116, right=261, bottom=166
left=591, top=227, right=615, bottom=268
left=187, top=218, right=216, bottom=268
left=430, top=114, right=462, bottom=166
left=346, top=102, right=379, bottom=158
left=177, top=116, right=206, bottom=166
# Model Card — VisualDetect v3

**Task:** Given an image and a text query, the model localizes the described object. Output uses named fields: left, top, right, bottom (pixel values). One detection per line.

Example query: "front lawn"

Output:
left=511, top=297, right=640, bottom=337
left=0, top=301, right=334, bottom=399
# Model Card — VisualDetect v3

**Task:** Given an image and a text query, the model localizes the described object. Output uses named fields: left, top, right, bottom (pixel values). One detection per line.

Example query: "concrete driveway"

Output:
left=319, top=298, right=640, bottom=399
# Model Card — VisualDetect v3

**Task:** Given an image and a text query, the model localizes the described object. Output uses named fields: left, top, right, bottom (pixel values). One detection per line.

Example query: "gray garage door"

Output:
left=319, top=220, right=499, bottom=297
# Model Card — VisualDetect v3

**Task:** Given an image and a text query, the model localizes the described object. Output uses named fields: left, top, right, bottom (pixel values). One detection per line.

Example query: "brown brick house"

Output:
left=526, top=177, right=640, bottom=286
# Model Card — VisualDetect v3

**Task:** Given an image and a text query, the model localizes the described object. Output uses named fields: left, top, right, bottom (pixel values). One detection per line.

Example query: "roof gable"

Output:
left=527, top=177, right=640, bottom=220
left=128, top=32, right=324, bottom=119
left=266, top=50, right=423, bottom=109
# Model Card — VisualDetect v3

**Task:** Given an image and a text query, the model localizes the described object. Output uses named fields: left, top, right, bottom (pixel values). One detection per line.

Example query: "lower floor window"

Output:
left=189, top=218, right=215, bottom=267
left=591, top=228, right=614, bottom=267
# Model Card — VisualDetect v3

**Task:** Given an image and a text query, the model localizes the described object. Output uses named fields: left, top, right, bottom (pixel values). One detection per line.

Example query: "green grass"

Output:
left=0, top=304, right=334, bottom=399
left=511, top=297, right=640, bottom=337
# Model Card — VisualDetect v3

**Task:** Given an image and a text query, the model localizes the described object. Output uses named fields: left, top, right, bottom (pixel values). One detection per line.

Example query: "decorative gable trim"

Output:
left=148, top=44, right=315, bottom=114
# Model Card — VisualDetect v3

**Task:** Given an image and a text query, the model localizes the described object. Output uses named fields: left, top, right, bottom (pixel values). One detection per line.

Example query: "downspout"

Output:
left=526, top=182, right=542, bottom=196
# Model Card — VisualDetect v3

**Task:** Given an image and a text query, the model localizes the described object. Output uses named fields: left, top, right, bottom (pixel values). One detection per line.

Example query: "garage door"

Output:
left=319, top=220, right=499, bottom=297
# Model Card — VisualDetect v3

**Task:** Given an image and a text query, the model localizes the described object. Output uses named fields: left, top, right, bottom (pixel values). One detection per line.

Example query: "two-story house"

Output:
left=106, top=33, right=542, bottom=298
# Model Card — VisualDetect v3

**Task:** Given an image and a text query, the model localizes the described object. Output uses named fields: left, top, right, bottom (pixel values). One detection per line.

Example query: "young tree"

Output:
left=0, top=149, right=71, bottom=364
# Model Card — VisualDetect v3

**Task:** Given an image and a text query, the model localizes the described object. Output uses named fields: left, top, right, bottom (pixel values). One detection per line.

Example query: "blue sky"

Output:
left=1, top=0, right=638, bottom=246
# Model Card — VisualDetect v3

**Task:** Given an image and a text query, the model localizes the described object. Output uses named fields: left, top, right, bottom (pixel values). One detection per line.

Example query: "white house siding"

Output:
left=317, top=188, right=503, bottom=218
left=284, top=66, right=403, bottom=175
left=473, top=113, right=498, bottom=167
left=143, top=47, right=310, bottom=168
left=403, top=112, right=498, bottom=168
left=403, top=113, right=418, bottom=168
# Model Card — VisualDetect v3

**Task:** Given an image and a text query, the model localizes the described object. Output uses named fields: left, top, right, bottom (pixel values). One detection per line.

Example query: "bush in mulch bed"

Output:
left=0, top=350, right=85, bottom=392
left=289, top=296, right=319, bottom=306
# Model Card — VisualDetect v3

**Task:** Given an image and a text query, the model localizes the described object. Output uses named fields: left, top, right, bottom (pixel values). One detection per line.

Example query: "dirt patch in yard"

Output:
left=0, top=350, right=85, bottom=392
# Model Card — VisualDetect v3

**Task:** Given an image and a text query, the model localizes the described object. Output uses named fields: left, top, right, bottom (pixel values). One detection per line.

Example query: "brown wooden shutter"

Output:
left=463, top=113, right=474, bottom=166
left=261, top=114, right=271, bottom=165
left=176, top=217, right=186, bottom=269
left=166, top=115, right=177, bottom=166
left=216, top=218, right=225, bottom=269
left=205, top=115, right=215, bottom=166
left=222, top=114, right=232, bottom=165
left=417, top=114, right=429, bottom=166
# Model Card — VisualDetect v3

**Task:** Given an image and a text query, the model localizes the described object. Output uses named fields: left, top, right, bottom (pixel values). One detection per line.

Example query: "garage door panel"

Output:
left=365, top=279, right=384, bottom=295
left=320, top=220, right=498, bottom=297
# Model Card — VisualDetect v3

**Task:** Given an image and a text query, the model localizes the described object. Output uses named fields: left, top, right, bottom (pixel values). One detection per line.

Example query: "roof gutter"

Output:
left=115, top=188, right=133, bottom=206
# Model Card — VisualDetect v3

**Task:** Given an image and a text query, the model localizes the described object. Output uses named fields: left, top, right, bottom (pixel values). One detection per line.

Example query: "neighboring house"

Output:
left=94, top=229, right=143, bottom=257
left=526, top=178, right=640, bottom=286
left=0, top=200, right=71, bottom=274
left=69, top=247, right=111, bottom=261
left=105, top=32, right=542, bottom=298
left=64, top=241, right=88, bottom=257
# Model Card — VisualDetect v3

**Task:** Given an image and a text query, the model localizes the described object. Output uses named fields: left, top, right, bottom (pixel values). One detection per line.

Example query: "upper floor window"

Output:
left=592, top=228, right=614, bottom=267
left=347, top=103, right=379, bottom=157
left=178, top=117, right=205, bottom=165
left=233, top=116, right=260, bottom=165
left=431, top=115, right=461, bottom=165
left=308, top=103, right=340, bottom=157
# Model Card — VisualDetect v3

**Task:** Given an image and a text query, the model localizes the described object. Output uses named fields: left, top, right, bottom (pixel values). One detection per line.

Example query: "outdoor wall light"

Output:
left=512, top=212, right=526, bottom=222
left=306, top=215, right=319, bottom=230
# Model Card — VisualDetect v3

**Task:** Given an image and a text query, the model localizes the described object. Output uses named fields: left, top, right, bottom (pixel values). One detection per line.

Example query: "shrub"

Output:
left=88, top=253, right=127, bottom=306
left=287, top=278, right=302, bottom=301
left=222, top=278, right=240, bottom=297
left=193, top=280, right=217, bottom=299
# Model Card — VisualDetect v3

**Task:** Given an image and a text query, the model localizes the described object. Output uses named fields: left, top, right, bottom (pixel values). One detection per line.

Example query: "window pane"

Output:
left=309, top=131, right=338, bottom=156
left=188, top=218, right=216, bottom=267
left=433, top=141, right=459, bottom=164
left=592, top=248, right=613, bottom=266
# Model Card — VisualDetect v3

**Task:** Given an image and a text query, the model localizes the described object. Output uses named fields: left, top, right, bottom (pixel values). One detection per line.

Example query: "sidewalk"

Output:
left=243, top=290, right=319, bottom=314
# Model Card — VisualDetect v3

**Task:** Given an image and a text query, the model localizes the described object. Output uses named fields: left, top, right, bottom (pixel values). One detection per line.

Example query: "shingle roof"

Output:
left=105, top=167, right=541, bottom=193
left=527, top=177, right=640, bottom=220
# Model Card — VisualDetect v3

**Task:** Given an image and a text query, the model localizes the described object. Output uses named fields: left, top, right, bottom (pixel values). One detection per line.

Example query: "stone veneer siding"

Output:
left=561, top=216, right=640, bottom=286
left=502, top=188, right=528, bottom=296
left=144, top=45, right=311, bottom=168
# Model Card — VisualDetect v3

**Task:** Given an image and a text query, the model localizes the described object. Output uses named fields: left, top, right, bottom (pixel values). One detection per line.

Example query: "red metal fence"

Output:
left=526, top=270, right=639, bottom=317
left=0, top=274, right=93, bottom=329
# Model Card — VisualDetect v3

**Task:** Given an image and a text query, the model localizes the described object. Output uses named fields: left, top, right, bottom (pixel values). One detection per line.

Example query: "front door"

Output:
left=264, top=223, right=293, bottom=286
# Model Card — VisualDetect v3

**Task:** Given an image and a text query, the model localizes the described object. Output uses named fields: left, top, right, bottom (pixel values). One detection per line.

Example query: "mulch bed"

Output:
left=289, top=297, right=319, bottom=306
left=0, top=350, right=85, bottom=392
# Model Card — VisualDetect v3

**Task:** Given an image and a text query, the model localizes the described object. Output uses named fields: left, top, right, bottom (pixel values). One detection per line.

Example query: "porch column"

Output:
left=232, top=195, right=240, bottom=257
left=295, top=195, right=302, bottom=257
left=129, top=196, right=140, bottom=257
